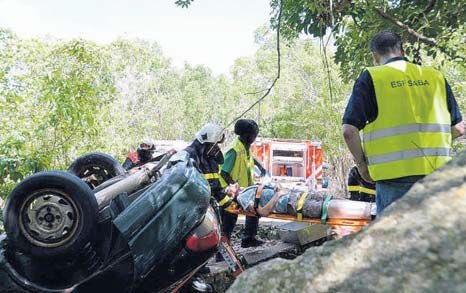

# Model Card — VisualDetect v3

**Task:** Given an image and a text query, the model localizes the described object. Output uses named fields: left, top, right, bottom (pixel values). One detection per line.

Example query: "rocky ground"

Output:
left=200, top=218, right=331, bottom=292
left=229, top=151, right=466, bottom=292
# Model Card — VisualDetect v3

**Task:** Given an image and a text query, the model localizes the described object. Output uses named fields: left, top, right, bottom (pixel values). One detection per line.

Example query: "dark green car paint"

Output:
left=113, top=160, right=211, bottom=279
left=0, top=153, right=214, bottom=291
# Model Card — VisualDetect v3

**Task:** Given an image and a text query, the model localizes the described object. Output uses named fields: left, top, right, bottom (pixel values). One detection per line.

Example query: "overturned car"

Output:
left=0, top=151, right=222, bottom=292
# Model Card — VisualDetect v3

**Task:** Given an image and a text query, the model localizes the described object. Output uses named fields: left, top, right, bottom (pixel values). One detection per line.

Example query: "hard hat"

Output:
left=234, top=119, right=259, bottom=136
left=196, top=123, right=224, bottom=144
left=140, top=138, right=155, bottom=151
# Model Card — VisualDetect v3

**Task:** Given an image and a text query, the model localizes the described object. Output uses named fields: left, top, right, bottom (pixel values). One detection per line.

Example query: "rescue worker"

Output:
left=347, top=166, right=376, bottom=202
left=184, top=123, right=240, bottom=265
left=342, top=30, right=464, bottom=215
left=184, top=123, right=238, bottom=214
left=122, top=138, right=156, bottom=170
left=220, top=119, right=267, bottom=248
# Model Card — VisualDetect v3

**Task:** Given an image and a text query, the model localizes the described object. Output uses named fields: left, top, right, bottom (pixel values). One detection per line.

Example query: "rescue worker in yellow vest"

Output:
left=347, top=166, right=376, bottom=202
left=342, top=30, right=464, bottom=215
left=220, top=119, right=267, bottom=248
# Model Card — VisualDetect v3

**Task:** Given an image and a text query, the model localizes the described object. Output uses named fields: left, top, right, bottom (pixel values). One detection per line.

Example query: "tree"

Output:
left=270, top=0, right=466, bottom=80
left=0, top=31, right=114, bottom=196
left=176, top=1, right=465, bottom=80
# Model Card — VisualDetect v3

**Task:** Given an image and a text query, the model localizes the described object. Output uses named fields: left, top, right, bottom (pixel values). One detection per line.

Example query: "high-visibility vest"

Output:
left=220, top=138, right=255, bottom=187
left=363, top=60, right=451, bottom=180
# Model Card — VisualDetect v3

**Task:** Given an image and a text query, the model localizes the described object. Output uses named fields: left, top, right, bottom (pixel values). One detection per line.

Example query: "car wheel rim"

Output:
left=19, top=189, right=80, bottom=248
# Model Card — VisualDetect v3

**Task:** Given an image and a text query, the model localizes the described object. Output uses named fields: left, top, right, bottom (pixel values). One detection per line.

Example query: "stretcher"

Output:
left=225, top=207, right=371, bottom=234
left=226, top=184, right=372, bottom=234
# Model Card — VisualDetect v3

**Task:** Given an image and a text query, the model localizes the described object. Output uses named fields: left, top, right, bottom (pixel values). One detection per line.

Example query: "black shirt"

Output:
left=342, top=56, right=462, bottom=130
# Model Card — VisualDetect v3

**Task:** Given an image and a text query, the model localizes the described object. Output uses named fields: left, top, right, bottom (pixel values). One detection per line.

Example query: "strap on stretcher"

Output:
left=228, top=187, right=339, bottom=226
left=253, top=184, right=265, bottom=217
left=225, top=206, right=370, bottom=227
left=321, top=194, right=333, bottom=224
left=296, top=192, right=309, bottom=221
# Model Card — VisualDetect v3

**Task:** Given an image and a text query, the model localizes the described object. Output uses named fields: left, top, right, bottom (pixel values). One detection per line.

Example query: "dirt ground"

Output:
left=199, top=217, right=332, bottom=292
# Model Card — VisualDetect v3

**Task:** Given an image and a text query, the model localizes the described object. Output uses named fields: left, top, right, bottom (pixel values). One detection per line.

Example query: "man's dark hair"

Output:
left=370, top=30, right=403, bottom=55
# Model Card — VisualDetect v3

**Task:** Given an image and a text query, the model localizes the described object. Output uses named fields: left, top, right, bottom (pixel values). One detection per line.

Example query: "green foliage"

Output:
left=100, top=38, right=233, bottom=155
left=271, top=0, right=466, bottom=81
left=0, top=32, right=242, bottom=199
left=0, top=20, right=465, bottom=198
left=228, top=27, right=355, bottom=192
left=0, top=31, right=114, bottom=196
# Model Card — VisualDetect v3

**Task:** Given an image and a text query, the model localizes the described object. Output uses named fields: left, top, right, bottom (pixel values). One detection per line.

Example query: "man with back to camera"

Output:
left=342, top=30, right=464, bottom=215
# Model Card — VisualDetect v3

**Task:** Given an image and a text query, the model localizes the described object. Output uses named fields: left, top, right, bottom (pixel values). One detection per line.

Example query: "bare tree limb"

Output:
left=245, top=87, right=270, bottom=96
left=374, top=7, right=437, bottom=46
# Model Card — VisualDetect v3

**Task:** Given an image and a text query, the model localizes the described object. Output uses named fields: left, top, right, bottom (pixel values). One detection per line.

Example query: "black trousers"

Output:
left=220, top=208, right=259, bottom=241
left=350, top=191, right=375, bottom=203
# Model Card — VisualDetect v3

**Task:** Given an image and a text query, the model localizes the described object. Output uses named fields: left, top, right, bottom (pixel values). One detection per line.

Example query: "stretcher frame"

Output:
left=227, top=184, right=371, bottom=233
left=226, top=208, right=371, bottom=233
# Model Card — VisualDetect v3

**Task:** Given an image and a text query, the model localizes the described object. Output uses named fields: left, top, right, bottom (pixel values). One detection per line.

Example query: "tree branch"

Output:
left=419, top=0, right=436, bottom=18
left=411, top=0, right=436, bottom=25
left=245, top=87, right=270, bottom=96
left=374, top=7, right=436, bottom=46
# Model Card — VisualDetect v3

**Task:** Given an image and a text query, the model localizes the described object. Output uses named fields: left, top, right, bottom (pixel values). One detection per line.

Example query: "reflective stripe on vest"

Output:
left=367, top=147, right=451, bottom=165
left=348, top=185, right=375, bottom=195
left=204, top=173, right=220, bottom=180
left=362, top=123, right=451, bottom=142
left=218, top=171, right=228, bottom=188
left=359, top=186, right=376, bottom=196
left=218, top=195, right=230, bottom=206
left=363, top=60, right=451, bottom=180
left=348, top=185, right=360, bottom=192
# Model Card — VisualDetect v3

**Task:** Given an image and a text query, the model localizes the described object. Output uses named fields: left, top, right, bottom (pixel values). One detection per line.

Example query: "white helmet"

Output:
left=140, top=138, right=155, bottom=151
left=195, top=123, right=224, bottom=144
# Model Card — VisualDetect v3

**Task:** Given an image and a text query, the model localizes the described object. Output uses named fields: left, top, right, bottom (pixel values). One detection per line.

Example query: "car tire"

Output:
left=68, top=152, right=125, bottom=189
left=4, top=171, right=98, bottom=258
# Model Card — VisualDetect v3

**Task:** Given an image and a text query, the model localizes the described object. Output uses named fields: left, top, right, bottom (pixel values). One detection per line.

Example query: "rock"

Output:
left=229, top=151, right=466, bottom=292
left=202, top=261, right=235, bottom=293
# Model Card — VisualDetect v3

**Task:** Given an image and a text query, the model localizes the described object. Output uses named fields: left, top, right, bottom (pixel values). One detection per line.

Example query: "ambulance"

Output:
left=251, top=138, right=324, bottom=190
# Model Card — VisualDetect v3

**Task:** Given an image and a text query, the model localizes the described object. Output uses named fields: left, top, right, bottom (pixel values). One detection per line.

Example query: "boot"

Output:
left=241, top=238, right=265, bottom=248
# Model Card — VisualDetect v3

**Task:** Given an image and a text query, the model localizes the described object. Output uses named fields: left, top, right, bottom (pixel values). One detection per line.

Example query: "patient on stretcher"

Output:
left=232, top=184, right=373, bottom=220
